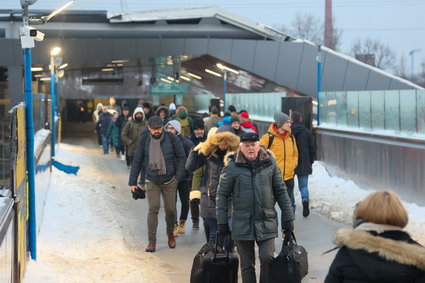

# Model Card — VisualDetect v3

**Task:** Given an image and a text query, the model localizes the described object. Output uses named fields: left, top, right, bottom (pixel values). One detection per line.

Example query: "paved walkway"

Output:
left=63, top=122, right=346, bottom=282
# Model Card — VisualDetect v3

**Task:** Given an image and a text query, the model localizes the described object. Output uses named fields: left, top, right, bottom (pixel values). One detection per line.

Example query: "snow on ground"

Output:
left=24, top=144, right=425, bottom=282
left=23, top=143, right=170, bottom=283
left=305, top=161, right=425, bottom=245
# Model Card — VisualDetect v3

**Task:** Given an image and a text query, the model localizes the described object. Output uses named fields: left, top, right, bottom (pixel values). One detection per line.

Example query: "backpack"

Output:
left=266, top=132, right=295, bottom=149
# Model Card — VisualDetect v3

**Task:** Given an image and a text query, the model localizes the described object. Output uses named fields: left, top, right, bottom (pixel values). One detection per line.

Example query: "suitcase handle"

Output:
left=213, top=231, right=232, bottom=262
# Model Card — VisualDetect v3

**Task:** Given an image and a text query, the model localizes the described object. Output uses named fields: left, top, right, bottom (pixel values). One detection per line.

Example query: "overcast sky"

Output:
left=4, top=0, right=425, bottom=73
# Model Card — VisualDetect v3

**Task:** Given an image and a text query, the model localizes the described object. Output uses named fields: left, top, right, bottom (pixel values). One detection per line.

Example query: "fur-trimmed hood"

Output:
left=333, top=229, right=425, bottom=271
left=198, top=131, right=240, bottom=157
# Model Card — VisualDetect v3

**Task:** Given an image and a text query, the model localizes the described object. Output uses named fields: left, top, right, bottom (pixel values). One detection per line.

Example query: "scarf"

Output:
left=148, top=133, right=166, bottom=175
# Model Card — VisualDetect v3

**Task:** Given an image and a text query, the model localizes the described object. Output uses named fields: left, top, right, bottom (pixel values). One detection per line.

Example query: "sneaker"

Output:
left=302, top=200, right=310, bottom=217
left=120, top=155, right=126, bottom=161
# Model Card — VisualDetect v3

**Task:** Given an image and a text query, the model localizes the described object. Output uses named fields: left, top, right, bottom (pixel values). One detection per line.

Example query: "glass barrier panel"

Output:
left=318, top=91, right=328, bottom=124
left=371, top=91, right=385, bottom=131
left=326, top=92, right=337, bottom=125
left=347, top=91, right=359, bottom=128
left=359, top=91, right=371, bottom=130
left=399, top=90, right=417, bottom=134
left=335, top=91, right=347, bottom=127
left=384, top=90, right=400, bottom=132
left=417, top=90, right=425, bottom=135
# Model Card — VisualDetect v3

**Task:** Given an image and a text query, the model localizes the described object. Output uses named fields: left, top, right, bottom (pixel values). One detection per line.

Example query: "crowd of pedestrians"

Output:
left=93, top=99, right=424, bottom=282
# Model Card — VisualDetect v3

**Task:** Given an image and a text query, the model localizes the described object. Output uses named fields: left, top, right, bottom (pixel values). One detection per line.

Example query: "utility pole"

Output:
left=324, top=0, right=334, bottom=50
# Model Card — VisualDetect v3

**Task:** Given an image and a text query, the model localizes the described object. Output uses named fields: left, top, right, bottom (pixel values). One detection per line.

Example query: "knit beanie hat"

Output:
left=215, top=124, right=235, bottom=134
left=165, top=120, right=182, bottom=135
left=230, top=116, right=240, bottom=124
left=240, top=111, right=249, bottom=119
left=274, top=112, right=290, bottom=128
left=193, top=118, right=205, bottom=130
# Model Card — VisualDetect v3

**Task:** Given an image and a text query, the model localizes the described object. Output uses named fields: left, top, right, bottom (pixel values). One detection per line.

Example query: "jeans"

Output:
left=207, top=218, right=218, bottom=243
left=101, top=134, right=109, bottom=154
left=236, top=238, right=275, bottom=283
left=297, top=175, right=309, bottom=202
left=175, top=180, right=190, bottom=221
left=146, top=178, right=178, bottom=242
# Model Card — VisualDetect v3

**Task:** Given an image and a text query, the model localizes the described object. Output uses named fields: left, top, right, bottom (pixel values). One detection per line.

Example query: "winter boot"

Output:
left=192, top=219, right=199, bottom=230
left=173, top=223, right=179, bottom=237
left=176, top=220, right=186, bottom=234
left=145, top=241, right=156, bottom=253
left=168, top=234, right=176, bottom=249
left=302, top=200, right=310, bottom=217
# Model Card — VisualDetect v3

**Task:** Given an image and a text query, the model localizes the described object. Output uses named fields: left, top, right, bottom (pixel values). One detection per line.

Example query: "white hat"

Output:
left=165, top=120, right=181, bottom=135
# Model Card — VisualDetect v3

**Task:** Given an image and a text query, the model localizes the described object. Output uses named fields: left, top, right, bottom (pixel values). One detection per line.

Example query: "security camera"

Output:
left=20, top=26, right=44, bottom=40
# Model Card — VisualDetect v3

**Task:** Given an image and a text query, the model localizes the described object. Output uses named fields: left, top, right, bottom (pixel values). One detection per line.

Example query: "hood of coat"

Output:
left=333, top=229, right=425, bottom=271
left=199, top=131, right=240, bottom=157
left=291, top=122, right=306, bottom=136
left=155, top=105, right=169, bottom=117
left=132, top=107, right=145, bottom=120
left=267, top=123, right=292, bottom=139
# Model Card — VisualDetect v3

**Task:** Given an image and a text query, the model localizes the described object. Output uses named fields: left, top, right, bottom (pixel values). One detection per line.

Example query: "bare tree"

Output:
left=351, top=38, right=396, bottom=71
left=393, top=54, right=408, bottom=78
left=273, top=13, right=342, bottom=51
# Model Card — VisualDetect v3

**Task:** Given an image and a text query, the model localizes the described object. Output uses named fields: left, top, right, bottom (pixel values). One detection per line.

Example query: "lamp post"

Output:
left=409, top=49, right=421, bottom=77
left=317, top=45, right=322, bottom=126
left=50, top=47, right=61, bottom=157
left=19, top=0, right=75, bottom=260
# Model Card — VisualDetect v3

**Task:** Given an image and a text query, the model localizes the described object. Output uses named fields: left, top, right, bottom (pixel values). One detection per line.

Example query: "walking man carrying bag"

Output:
left=129, top=115, right=186, bottom=253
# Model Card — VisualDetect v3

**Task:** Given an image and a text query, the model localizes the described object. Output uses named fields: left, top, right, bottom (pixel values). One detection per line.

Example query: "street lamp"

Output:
left=50, top=47, right=62, bottom=157
left=409, top=49, right=421, bottom=77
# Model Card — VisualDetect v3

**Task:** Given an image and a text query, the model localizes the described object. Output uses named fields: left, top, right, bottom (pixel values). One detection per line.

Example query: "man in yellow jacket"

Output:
left=260, top=112, right=298, bottom=214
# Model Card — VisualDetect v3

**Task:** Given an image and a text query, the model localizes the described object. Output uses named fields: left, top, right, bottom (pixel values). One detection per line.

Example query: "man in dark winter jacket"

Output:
left=216, top=132, right=295, bottom=283
left=165, top=120, right=194, bottom=235
left=291, top=111, right=317, bottom=217
left=116, top=106, right=132, bottom=164
left=129, top=115, right=186, bottom=253
left=121, top=107, right=147, bottom=165
left=96, top=106, right=112, bottom=154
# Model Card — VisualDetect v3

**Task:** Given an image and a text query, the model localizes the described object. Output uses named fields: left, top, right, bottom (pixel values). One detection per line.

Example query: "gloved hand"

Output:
left=217, top=224, right=230, bottom=236
left=282, top=220, right=294, bottom=240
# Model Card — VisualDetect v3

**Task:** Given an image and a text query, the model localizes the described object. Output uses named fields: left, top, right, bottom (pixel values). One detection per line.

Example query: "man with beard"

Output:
left=121, top=107, right=147, bottom=165
left=129, top=116, right=186, bottom=253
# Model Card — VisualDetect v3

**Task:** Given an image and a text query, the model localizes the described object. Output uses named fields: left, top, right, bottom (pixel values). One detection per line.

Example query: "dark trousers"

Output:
left=281, top=178, right=295, bottom=226
left=97, top=130, right=102, bottom=145
left=175, top=180, right=190, bottom=221
left=190, top=199, right=200, bottom=221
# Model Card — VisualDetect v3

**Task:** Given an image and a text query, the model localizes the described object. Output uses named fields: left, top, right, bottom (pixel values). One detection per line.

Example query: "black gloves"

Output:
left=218, top=224, right=230, bottom=236
left=132, top=186, right=146, bottom=200
left=282, top=220, right=294, bottom=239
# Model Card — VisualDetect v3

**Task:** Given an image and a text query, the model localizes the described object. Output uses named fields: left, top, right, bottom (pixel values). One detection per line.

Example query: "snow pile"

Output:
left=303, top=161, right=425, bottom=245
left=23, top=143, right=170, bottom=283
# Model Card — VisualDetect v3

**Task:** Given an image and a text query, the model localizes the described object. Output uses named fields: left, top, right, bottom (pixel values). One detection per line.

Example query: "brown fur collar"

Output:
left=199, top=131, right=240, bottom=157
left=333, top=229, right=425, bottom=271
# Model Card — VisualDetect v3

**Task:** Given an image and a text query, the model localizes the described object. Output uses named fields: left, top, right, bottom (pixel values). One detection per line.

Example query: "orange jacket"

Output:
left=260, top=123, right=298, bottom=181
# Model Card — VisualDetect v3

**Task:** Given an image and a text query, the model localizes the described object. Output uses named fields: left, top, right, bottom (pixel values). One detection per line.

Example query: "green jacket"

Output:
left=121, top=119, right=147, bottom=156
left=106, top=121, right=120, bottom=148
left=216, top=148, right=294, bottom=241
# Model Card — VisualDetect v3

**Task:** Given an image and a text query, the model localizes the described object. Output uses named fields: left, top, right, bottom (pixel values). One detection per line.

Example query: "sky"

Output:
left=3, top=0, right=424, bottom=73
left=21, top=141, right=425, bottom=282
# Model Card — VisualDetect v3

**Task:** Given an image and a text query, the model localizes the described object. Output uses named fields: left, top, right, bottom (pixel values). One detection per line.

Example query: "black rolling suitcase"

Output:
left=190, top=234, right=239, bottom=283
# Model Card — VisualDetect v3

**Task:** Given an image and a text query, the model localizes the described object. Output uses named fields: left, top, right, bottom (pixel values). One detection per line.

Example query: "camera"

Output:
left=20, top=25, right=44, bottom=48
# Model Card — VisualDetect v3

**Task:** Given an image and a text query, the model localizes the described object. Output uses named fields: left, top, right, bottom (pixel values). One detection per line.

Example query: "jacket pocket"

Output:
left=232, top=211, right=251, bottom=237
left=262, top=208, right=278, bottom=234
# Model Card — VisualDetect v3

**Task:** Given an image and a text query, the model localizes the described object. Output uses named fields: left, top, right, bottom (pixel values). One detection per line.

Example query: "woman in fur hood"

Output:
left=185, top=125, right=240, bottom=243
left=325, top=190, right=425, bottom=283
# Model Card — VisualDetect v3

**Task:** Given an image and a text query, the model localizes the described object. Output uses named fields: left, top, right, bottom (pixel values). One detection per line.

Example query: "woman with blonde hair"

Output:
left=325, top=190, right=425, bottom=282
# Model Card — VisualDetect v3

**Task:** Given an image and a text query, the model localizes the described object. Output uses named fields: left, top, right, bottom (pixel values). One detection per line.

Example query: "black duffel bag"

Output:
left=270, top=232, right=308, bottom=283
